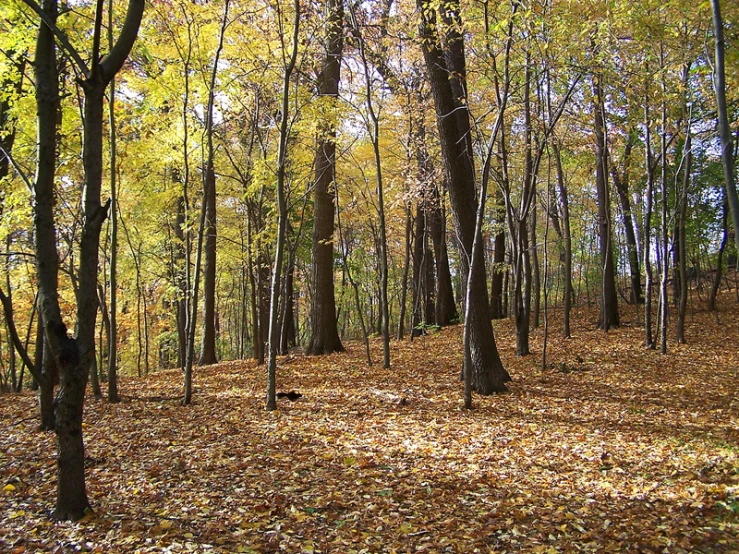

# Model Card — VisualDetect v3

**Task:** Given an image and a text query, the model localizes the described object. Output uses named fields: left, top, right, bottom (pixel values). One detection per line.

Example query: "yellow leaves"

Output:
left=3, top=483, right=16, bottom=493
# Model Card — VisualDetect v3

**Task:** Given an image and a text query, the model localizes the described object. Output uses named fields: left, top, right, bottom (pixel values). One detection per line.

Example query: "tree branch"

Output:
left=18, top=0, right=90, bottom=78
left=99, top=0, right=145, bottom=85
left=0, top=286, right=41, bottom=383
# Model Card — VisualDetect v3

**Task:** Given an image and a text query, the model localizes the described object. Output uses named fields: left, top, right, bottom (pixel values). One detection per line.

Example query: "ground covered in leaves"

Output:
left=2, top=295, right=739, bottom=553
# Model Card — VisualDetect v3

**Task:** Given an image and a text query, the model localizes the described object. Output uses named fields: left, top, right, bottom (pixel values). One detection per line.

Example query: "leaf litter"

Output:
left=1, top=295, right=738, bottom=553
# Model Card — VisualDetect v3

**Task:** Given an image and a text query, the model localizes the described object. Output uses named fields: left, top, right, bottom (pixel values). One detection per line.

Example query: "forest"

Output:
left=1, top=0, right=738, bottom=549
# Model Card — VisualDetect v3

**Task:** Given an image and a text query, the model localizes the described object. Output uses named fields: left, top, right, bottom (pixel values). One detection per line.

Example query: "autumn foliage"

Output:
left=2, top=293, right=739, bottom=552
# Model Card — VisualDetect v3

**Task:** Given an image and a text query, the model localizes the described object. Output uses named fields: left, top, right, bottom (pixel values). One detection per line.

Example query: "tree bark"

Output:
left=306, top=0, right=345, bottom=355
left=396, top=201, right=411, bottom=339
left=266, top=0, right=300, bottom=411
left=710, top=0, right=739, bottom=259
left=552, top=141, right=572, bottom=338
left=418, top=0, right=510, bottom=393
left=199, top=0, right=228, bottom=366
left=593, top=74, right=619, bottom=330
left=609, top=136, right=643, bottom=305
left=709, top=193, right=728, bottom=311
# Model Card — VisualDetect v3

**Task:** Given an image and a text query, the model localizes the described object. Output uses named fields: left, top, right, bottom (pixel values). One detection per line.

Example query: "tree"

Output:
left=22, top=0, right=144, bottom=519
left=266, top=0, right=300, bottom=411
left=592, top=71, right=619, bottom=330
left=417, top=0, right=510, bottom=393
left=710, top=0, right=739, bottom=262
left=305, top=0, right=345, bottom=356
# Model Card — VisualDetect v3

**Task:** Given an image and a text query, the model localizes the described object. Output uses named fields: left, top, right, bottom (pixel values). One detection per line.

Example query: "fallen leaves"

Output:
left=1, top=295, right=739, bottom=552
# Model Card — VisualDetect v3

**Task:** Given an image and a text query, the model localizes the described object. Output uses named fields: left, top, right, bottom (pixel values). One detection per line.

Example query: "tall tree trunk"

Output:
left=396, top=201, right=411, bottom=339
left=351, top=4, right=390, bottom=367
left=280, top=251, right=296, bottom=353
left=709, top=193, right=728, bottom=311
left=306, top=0, right=345, bottom=355
left=552, top=141, right=572, bottom=338
left=418, top=0, right=510, bottom=393
left=676, top=131, right=691, bottom=343
left=530, top=205, right=540, bottom=329
left=199, top=162, right=218, bottom=365
left=659, top=62, right=669, bottom=355
left=710, top=0, right=739, bottom=259
left=489, top=187, right=506, bottom=320
left=266, top=0, right=300, bottom=411
left=174, top=194, right=187, bottom=367
left=643, top=78, right=655, bottom=349
left=428, top=187, right=457, bottom=326
left=609, top=137, right=643, bottom=305
left=593, top=74, right=619, bottom=330
left=199, top=0, right=228, bottom=366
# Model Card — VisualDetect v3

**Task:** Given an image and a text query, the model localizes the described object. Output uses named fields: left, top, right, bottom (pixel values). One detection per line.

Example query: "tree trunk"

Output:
left=676, top=129, right=691, bottom=343
left=489, top=187, right=506, bottom=320
left=174, top=195, right=187, bottom=367
left=609, top=138, right=643, bottom=305
left=199, top=161, right=218, bottom=365
left=709, top=194, right=728, bottom=311
left=280, top=252, right=296, bottom=353
left=428, top=184, right=457, bottom=326
left=710, top=0, right=739, bottom=259
left=199, top=1, right=228, bottom=366
left=659, top=68, right=669, bottom=354
left=593, top=74, right=619, bottom=330
left=530, top=206, right=540, bottom=328
left=418, top=0, right=509, bottom=392
left=397, top=201, right=412, bottom=339
left=643, top=82, right=655, bottom=349
left=553, top=141, right=572, bottom=338
left=306, top=0, right=345, bottom=356
left=266, top=0, right=300, bottom=411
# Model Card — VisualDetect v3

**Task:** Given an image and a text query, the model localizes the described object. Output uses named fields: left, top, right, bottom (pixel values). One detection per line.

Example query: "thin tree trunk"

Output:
left=676, top=124, right=691, bottom=343
left=553, top=141, right=572, bottom=338
left=609, top=136, right=643, bottom=305
left=266, top=0, right=300, bottom=411
left=397, top=201, right=411, bottom=339
left=659, top=59, right=669, bottom=354
left=428, top=184, right=457, bottom=325
left=644, top=75, right=655, bottom=349
left=709, top=194, right=728, bottom=311
left=352, top=6, right=390, bottom=368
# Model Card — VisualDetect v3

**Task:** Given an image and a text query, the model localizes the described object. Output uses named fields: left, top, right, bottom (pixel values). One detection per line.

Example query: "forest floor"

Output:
left=2, top=291, right=739, bottom=553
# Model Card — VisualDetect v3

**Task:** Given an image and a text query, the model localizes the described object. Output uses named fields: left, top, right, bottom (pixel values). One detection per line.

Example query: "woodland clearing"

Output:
left=1, top=294, right=739, bottom=553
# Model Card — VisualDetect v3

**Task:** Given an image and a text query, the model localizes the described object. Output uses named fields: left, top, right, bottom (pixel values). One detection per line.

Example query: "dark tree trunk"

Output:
left=306, top=0, right=344, bottom=355
left=174, top=194, right=187, bottom=368
left=418, top=0, right=509, bottom=393
left=29, top=0, right=143, bottom=519
left=530, top=206, right=540, bottom=328
left=609, top=137, right=643, bottom=305
left=552, top=141, right=572, bottom=338
left=428, top=187, right=457, bottom=327
left=280, top=253, right=296, bottom=353
left=711, top=0, right=739, bottom=259
left=676, top=133, right=690, bottom=343
left=199, top=162, right=218, bottom=365
left=643, top=83, right=655, bottom=349
left=593, top=74, right=619, bottom=330
left=489, top=187, right=506, bottom=320
left=709, top=194, right=728, bottom=311
left=397, top=201, right=412, bottom=339
left=411, top=203, right=435, bottom=337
